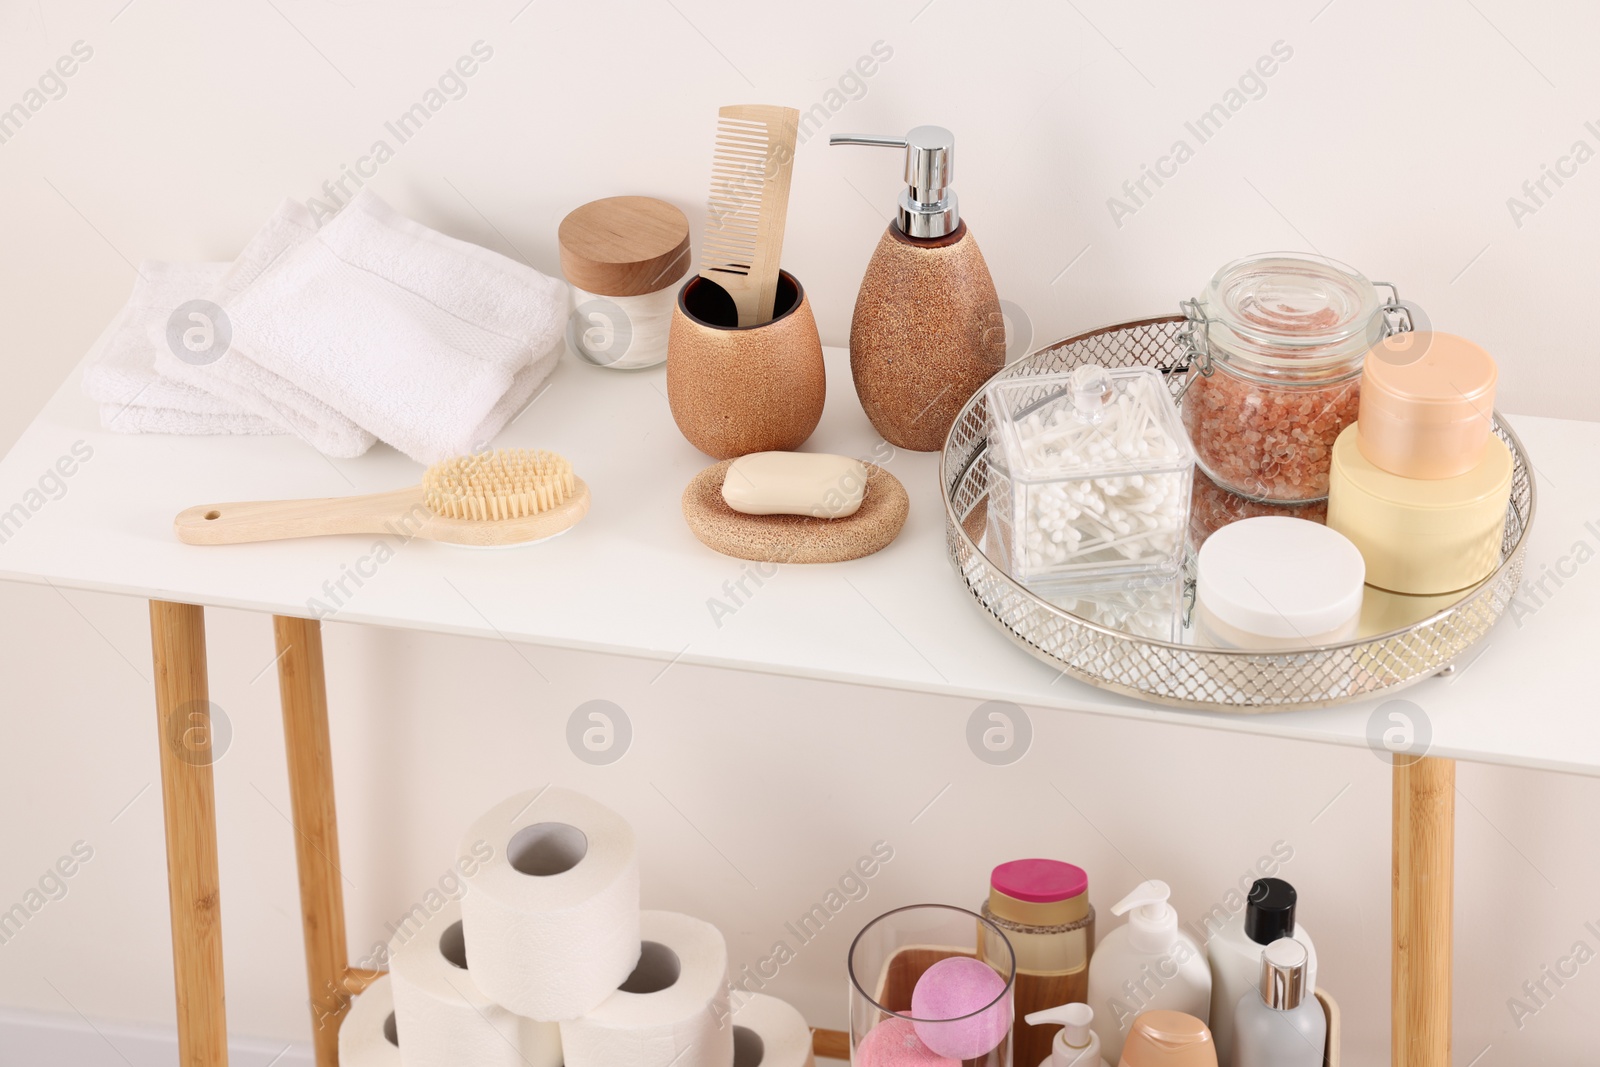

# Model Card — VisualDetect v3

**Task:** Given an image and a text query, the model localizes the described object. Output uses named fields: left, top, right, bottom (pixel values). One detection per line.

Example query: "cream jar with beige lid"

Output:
left=1357, top=332, right=1497, bottom=479
left=559, top=196, right=691, bottom=370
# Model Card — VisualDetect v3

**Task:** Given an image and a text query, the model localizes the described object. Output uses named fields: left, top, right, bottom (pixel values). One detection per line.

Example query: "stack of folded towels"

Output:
left=82, top=190, right=570, bottom=464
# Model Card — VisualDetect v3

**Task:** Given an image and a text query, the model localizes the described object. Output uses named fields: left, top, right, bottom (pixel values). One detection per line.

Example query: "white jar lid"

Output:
left=1197, top=516, right=1365, bottom=638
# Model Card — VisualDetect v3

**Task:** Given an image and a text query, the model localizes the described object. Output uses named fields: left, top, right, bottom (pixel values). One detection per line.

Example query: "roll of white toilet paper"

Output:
left=461, top=787, right=642, bottom=1021
left=731, top=994, right=816, bottom=1067
left=338, top=975, right=402, bottom=1067
left=559, top=910, right=734, bottom=1067
left=390, top=897, right=563, bottom=1067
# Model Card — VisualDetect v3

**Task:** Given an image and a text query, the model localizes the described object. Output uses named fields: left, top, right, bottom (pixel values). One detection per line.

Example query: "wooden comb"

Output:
left=699, top=104, right=800, bottom=327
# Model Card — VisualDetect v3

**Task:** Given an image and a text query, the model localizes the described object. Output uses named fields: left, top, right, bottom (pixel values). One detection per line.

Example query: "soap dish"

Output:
left=682, top=461, right=908, bottom=564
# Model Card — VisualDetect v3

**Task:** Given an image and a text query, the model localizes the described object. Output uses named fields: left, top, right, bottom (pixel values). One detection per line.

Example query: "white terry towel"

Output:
left=152, top=207, right=378, bottom=458
left=162, top=190, right=569, bottom=464
left=83, top=262, right=282, bottom=436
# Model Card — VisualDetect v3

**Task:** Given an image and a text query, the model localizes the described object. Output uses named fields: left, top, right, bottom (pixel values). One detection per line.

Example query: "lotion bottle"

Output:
left=1086, top=880, right=1211, bottom=1066
left=1206, top=878, right=1317, bottom=1066
left=830, top=126, right=1006, bottom=452
left=1118, top=1011, right=1217, bottom=1067
left=1024, top=1003, right=1110, bottom=1067
left=1231, top=939, right=1325, bottom=1067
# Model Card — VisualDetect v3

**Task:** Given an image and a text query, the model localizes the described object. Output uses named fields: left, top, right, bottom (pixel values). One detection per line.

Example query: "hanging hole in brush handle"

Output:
left=172, top=487, right=427, bottom=545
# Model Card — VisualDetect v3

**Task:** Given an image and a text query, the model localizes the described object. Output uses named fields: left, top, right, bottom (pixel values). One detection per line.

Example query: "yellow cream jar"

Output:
left=1328, top=423, right=1511, bottom=595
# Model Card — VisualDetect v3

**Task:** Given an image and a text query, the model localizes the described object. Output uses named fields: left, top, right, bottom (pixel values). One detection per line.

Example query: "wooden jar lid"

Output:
left=558, top=196, right=691, bottom=297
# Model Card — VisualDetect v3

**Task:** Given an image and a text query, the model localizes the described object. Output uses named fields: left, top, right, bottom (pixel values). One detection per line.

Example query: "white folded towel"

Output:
left=158, top=190, right=569, bottom=464
left=101, top=403, right=281, bottom=437
left=152, top=205, right=378, bottom=458
left=83, top=262, right=282, bottom=436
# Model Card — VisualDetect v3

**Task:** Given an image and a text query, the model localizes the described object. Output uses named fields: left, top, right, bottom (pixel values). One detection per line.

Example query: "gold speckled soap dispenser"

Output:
left=832, top=126, right=1005, bottom=451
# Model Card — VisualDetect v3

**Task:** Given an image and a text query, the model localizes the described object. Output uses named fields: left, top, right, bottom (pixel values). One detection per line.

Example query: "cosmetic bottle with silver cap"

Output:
left=1231, top=938, right=1325, bottom=1067
left=831, top=126, right=1005, bottom=452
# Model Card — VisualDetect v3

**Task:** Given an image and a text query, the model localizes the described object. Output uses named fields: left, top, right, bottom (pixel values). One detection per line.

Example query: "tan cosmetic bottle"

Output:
left=831, top=126, right=1005, bottom=451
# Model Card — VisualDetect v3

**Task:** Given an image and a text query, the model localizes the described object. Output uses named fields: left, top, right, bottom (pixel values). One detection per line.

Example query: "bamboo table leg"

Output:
left=274, top=616, right=358, bottom=1067
left=1393, top=755, right=1454, bottom=1067
left=150, top=600, right=229, bottom=1067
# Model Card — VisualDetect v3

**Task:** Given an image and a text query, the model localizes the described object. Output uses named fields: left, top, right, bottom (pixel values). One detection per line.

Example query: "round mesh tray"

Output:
left=940, top=316, right=1537, bottom=711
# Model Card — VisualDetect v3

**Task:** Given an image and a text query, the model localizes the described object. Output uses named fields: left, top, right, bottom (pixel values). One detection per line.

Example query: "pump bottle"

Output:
left=1085, top=880, right=1211, bottom=1066
left=1023, top=1003, right=1110, bottom=1067
left=830, top=126, right=1006, bottom=452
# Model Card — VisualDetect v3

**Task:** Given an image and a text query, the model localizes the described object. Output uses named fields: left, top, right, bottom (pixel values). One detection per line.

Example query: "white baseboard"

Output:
left=0, top=1007, right=313, bottom=1067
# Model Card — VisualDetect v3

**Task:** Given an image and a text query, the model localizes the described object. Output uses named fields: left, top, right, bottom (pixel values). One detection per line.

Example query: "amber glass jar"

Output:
left=1180, top=253, right=1383, bottom=503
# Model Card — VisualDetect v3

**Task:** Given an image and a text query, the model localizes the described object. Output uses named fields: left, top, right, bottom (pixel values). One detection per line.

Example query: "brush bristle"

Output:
left=423, top=449, right=576, bottom=521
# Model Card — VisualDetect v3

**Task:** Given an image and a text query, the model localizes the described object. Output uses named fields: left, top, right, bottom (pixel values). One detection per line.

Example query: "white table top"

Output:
left=3, top=345, right=1597, bottom=776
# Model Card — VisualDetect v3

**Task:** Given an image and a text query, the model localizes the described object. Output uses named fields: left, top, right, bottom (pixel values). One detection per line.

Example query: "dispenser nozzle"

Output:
left=1110, top=879, right=1172, bottom=920
left=1110, top=880, right=1181, bottom=955
left=1024, top=1003, right=1094, bottom=1048
left=830, top=125, right=959, bottom=239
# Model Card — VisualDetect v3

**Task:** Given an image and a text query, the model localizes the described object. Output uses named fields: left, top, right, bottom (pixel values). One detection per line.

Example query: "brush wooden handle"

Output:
left=175, top=479, right=592, bottom=547
left=175, top=487, right=429, bottom=545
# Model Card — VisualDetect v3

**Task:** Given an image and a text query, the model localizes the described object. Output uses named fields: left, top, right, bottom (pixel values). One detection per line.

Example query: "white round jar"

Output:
left=1195, top=515, right=1365, bottom=649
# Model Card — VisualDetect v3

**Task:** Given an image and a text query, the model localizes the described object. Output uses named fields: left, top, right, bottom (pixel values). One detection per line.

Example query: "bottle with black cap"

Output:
left=1205, top=878, right=1318, bottom=1066
left=1232, top=938, right=1326, bottom=1067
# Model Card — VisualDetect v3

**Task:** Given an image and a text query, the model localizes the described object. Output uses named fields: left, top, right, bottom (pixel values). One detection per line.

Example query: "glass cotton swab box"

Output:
left=984, top=364, right=1196, bottom=594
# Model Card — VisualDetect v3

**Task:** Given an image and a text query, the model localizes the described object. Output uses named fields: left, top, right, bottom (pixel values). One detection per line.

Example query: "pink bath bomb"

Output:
left=857, top=1017, right=958, bottom=1067
left=909, top=956, right=1011, bottom=1060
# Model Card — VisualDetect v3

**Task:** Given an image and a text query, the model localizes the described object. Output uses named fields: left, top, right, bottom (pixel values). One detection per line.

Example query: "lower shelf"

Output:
left=339, top=976, right=1338, bottom=1065
left=809, top=989, right=1340, bottom=1065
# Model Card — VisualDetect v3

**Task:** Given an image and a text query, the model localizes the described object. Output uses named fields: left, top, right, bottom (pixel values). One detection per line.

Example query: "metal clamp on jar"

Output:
left=1177, top=253, right=1408, bottom=504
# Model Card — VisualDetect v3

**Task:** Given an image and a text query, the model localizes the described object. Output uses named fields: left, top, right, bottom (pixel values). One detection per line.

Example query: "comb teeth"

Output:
left=701, top=115, right=775, bottom=276
left=422, top=448, right=575, bottom=521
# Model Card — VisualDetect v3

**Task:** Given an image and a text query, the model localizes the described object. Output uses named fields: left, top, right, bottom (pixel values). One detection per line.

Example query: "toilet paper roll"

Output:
left=339, top=975, right=402, bottom=1067
left=731, top=994, right=817, bottom=1067
left=560, top=910, right=734, bottom=1067
left=462, top=787, right=642, bottom=1021
left=390, top=897, right=563, bottom=1067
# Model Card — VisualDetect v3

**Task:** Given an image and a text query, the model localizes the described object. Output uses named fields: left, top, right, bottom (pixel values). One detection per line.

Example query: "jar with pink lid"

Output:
left=1179, top=253, right=1398, bottom=504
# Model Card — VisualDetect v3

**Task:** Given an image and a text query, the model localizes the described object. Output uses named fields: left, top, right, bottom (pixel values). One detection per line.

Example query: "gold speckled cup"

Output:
left=666, top=270, right=825, bottom=459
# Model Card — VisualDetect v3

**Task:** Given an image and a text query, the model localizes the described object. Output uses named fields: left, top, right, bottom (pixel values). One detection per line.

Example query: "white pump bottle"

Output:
left=1024, top=1003, right=1111, bottom=1067
left=1086, top=880, right=1212, bottom=1065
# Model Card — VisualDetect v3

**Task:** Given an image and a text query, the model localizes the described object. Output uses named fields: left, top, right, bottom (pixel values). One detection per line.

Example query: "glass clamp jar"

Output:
left=1177, top=253, right=1410, bottom=504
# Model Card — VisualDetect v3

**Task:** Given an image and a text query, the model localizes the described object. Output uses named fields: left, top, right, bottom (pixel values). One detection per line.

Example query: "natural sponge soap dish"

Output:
left=682, top=452, right=909, bottom=564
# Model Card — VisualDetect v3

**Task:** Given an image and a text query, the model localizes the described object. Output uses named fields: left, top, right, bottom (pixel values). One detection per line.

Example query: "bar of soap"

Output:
left=721, top=451, right=867, bottom=519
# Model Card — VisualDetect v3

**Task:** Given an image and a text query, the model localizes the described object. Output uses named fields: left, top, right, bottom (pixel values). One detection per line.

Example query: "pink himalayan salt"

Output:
left=909, top=956, right=1011, bottom=1060
left=857, top=1017, right=959, bottom=1067
left=1181, top=368, right=1360, bottom=503
left=1188, top=469, right=1327, bottom=550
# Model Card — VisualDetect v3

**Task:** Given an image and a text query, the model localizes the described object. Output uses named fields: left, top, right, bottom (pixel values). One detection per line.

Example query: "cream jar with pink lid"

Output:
left=1180, top=253, right=1395, bottom=504
left=1357, top=331, right=1497, bottom=479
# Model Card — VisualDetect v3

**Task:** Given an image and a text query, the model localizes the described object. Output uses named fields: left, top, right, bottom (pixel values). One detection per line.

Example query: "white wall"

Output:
left=2, top=0, right=1599, bottom=1063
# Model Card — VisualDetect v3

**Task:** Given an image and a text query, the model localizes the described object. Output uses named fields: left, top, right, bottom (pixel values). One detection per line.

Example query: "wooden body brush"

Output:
left=700, top=104, right=800, bottom=326
left=174, top=449, right=589, bottom=547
